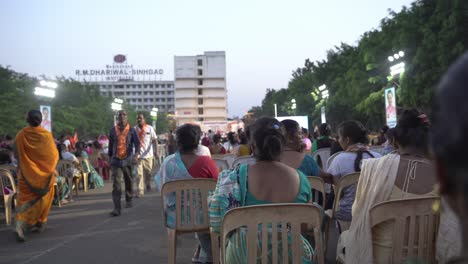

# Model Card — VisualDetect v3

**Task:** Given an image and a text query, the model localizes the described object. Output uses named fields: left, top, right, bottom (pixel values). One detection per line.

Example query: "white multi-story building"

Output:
left=95, top=80, right=175, bottom=112
left=174, top=51, right=227, bottom=125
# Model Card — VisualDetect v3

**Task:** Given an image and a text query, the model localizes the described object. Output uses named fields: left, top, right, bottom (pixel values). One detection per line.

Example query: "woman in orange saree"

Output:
left=15, top=110, right=58, bottom=242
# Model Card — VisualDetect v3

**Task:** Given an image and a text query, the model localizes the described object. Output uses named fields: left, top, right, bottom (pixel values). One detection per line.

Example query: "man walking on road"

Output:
left=108, top=110, right=140, bottom=216
left=134, top=113, right=158, bottom=197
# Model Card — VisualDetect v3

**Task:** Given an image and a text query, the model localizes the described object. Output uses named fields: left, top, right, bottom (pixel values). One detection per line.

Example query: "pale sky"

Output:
left=0, top=0, right=413, bottom=117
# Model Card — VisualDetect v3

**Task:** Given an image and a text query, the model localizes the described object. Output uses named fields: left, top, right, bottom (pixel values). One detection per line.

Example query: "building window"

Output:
left=126, top=92, right=131, bottom=95
left=144, top=92, right=148, bottom=95
left=161, top=98, right=166, bottom=102
left=198, top=69, right=203, bottom=76
left=132, top=85, right=136, bottom=88
left=198, top=98, right=203, bottom=105
left=198, top=88, right=203, bottom=95
left=161, top=84, right=165, bottom=88
left=198, top=79, right=203, bottom=86
left=132, top=92, right=136, bottom=95
left=138, top=92, right=142, bottom=95
left=149, top=92, right=153, bottom=95
left=198, top=108, right=203, bottom=115
left=138, top=99, right=142, bottom=102
left=150, top=98, right=154, bottom=102
left=156, top=84, right=159, bottom=88
left=149, top=84, right=153, bottom=88
left=161, top=91, right=165, bottom=95
left=167, top=91, right=172, bottom=95
left=197, top=59, right=203, bottom=66
left=156, top=99, right=160, bottom=102
left=144, top=99, right=148, bottom=102
left=168, top=98, right=172, bottom=102
left=167, top=84, right=172, bottom=88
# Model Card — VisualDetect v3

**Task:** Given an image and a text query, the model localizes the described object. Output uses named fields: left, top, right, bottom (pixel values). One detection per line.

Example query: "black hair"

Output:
left=59, top=144, right=67, bottom=152
left=0, top=149, right=11, bottom=165
left=238, top=132, right=248, bottom=145
left=386, top=128, right=396, bottom=144
left=250, top=117, right=285, bottom=161
left=380, top=125, right=389, bottom=134
left=176, top=124, right=200, bottom=152
left=280, top=119, right=305, bottom=152
left=27, top=110, right=42, bottom=127
left=227, top=132, right=237, bottom=145
left=394, top=108, right=429, bottom=152
left=319, top=123, right=331, bottom=137
left=208, top=129, right=212, bottom=133
left=337, top=120, right=371, bottom=171
left=213, top=134, right=221, bottom=144
left=432, top=52, right=468, bottom=195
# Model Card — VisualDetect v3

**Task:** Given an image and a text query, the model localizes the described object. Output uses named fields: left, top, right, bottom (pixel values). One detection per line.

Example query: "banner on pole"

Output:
left=40, top=105, right=52, bottom=132
left=385, top=87, right=397, bottom=128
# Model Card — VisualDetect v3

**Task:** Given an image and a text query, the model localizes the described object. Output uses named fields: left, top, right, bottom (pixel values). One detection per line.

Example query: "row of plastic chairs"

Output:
left=159, top=178, right=439, bottom=263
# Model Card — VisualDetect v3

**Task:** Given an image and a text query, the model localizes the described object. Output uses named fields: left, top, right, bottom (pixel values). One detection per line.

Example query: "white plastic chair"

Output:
left=311, top=148, right=331, bottom=171
left=160, top=178, right=217, bottom=264
left=220, top=203, right=325, bottom=264
left=0, top=168, right=17, bottom=225
left=370, top=197, right=440, bottom=264
left=213, top=158, right=229, bottom=172
left=231, top=156, right=256, bottom=169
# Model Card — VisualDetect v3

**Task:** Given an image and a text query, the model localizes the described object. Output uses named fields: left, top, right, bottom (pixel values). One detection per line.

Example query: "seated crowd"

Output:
left=156, top=53, right=468, bottom=263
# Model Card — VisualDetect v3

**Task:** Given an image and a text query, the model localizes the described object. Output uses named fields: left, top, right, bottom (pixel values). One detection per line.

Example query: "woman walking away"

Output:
left=15, top=110, right=59, bottom=242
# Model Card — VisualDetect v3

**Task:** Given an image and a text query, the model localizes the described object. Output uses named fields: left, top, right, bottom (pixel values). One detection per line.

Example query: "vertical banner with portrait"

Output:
left=385, top=87, right=397, bottom=128
left=40, top=105, right=52, bottom=132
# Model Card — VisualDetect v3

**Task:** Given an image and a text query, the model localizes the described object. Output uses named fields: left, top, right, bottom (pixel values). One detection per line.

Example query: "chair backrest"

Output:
left=160, top=178, right=217, bottom=232
left=370, top=146, right=384, bottom=155
left=332, top=172, right=360, bottom=217
left=306, top=176, right=326, bottom=208
left=231, top=155, right=256, bottom=169
left=213, top=158, right=230, bottom=172
left=326, top=151, right=343, bottom=171
left=311, top=148, right=331, bottom=171
left=370, top=197, right=440, bottom=264
left=0, top=168, right=16, bottom=193
left=220, top=203, right=325, bottom=264
left=56, top=160, right=75, bottom=177
left=212, top=154, right=236, bottom=167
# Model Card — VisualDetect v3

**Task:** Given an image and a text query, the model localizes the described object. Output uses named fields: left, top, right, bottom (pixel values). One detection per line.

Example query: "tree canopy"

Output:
left=0, top=66, right=170, bottom=139
left=248, top=0, right=467, bottom=131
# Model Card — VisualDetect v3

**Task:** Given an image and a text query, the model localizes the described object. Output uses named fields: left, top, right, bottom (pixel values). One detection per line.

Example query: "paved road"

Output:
left=0, top=182, right=197, bottom=264
left=0, top=181, right=338, bottom=264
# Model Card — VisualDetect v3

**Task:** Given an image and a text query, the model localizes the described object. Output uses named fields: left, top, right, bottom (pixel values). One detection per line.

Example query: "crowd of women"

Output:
left=155, top=52, right=468, bottom=263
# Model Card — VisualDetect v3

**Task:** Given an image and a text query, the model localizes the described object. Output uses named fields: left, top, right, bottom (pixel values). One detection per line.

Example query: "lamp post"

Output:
left=111, top=98, right=123, bottom=125
left=388, top=51, right=405, bottom=79
left=291, top=99, right=296, bottom=115
left=35, top=79, right=58, bottom=132
left=150, top=107, right=159, bottom=132
left=317, top=84, right=329, bottom=123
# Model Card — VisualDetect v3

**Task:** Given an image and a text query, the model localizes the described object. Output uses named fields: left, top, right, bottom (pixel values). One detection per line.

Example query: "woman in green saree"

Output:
left=209, top=117, right=314, bottom=263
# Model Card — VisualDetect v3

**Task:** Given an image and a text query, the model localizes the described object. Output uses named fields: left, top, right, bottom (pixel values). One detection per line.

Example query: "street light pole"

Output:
left=111, top=98, right=123, bottom=125
left=150, top=107, right=159, bottom=132
left=291, top=99, right=296, bottom=115
left=274, top=103, right=277, bottom=118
